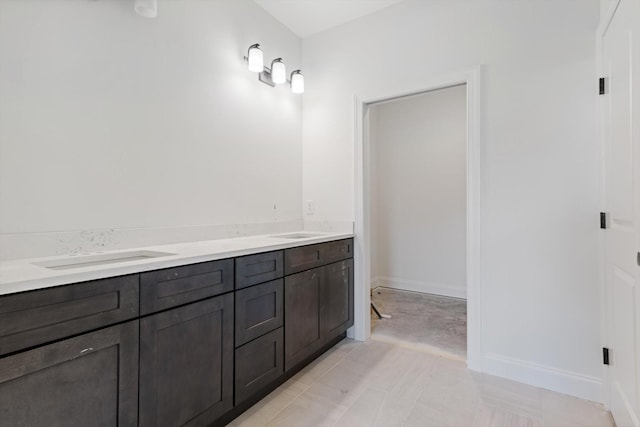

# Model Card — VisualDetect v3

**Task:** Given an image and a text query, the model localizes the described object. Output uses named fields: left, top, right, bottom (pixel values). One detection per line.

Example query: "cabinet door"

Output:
left=0, top=321, right=139, bottom=427
left=284, top=267, right=324, bottom=371
left=324, top=259, right=354, bottom=341
left=140, top=294, right=234, bottom=427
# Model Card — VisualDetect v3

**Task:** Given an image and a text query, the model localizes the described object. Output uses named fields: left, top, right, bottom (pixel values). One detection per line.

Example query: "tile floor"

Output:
left=228, top=339, right=614, bottom=427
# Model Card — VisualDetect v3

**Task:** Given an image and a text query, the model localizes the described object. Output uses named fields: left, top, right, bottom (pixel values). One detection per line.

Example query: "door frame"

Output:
left=352, top=65, right=483, bottom=370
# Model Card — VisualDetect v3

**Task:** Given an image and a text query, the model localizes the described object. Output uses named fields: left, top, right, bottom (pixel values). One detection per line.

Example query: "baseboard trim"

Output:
left=373, top=276, right=466, bottom=299
left=483, top=352, right=603, bottom=403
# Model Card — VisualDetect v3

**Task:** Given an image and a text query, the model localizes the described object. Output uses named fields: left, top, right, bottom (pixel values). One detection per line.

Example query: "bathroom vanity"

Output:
left=0, top=234, right=354, bottom=426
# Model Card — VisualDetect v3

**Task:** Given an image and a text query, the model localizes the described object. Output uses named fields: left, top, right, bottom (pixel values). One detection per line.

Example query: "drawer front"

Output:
left=324, top=239, right=354, bottom=264
left=235, top=279, right=283, bottom=347
left=140, top=259, right=233, bottom=315
left=0, top=275, right=139, bottom=357
left=284, top=243, right=324, bottom=275
left=235, top=328, right=283, bottom=405
left=236, top=251, right=283, bottom=289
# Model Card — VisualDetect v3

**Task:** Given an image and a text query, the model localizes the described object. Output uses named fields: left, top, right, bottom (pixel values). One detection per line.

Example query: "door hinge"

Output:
left=637, top=252, right=640, bottom=267
left=599, top=77, right=606, bottom=95
left=603, top=347, right=610, bottom=365
left=600, top=212, right=608, bottom=229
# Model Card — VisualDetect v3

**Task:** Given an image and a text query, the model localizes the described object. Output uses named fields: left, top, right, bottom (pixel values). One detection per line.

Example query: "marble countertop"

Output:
left=0, top=231, right=353, bottom=296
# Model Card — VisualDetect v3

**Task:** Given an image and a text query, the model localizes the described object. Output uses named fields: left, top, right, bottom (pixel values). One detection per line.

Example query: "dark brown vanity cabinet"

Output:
left=324, top=239, right=354, bottom=265
left=0, top=238, right=353, bottom=426
left=0, top=275, right=139, bottom=426
left=139, top=293, right=234, bottom=427
left=0, top=274, right=139, bottom=357
left=139, top=258, right=233, bottom=315
left=234, top=251, right=286, bottom=405
left=236, top=251, right=283, bottom=289
left=137, top=260, right=236, bottom=427
left=0, top=320, right=139, bottom=427
left=284, top=267, right=325, bottom=370
left=324, top=259, right=354, bottom=342
left=235, top=327, right=284, bottom=405
left=284, top=239, right=354, bottom=372
left=284, top=243, right=324, bottom=275
left=235, top=278, right=283, bottom=346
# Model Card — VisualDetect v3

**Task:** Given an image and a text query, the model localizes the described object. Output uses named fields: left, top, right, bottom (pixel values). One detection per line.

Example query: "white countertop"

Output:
left=0, top=231, right=353, bottom=296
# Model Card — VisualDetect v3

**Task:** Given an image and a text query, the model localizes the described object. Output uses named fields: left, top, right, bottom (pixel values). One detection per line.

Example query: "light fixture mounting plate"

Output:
left=258, top=71, right=276, bottom=87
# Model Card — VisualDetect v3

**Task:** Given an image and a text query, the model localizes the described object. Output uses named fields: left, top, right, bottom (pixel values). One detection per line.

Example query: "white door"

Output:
left=603, top=1, right=640, bottom=426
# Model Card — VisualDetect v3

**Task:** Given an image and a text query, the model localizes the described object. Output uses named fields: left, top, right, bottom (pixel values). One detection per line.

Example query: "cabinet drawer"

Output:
left=235, top=328, right=283, bottom=405
left=324, top=239, right=354, bottom=264
left=235, top=279, right=283, bottom=347
left=0, top=275, right=139, bottom=357
left=140, top=259, right=233, bottom=315
left=284, top=243, right=324, bottom=275
left=236, top=251, right=283, bottom=289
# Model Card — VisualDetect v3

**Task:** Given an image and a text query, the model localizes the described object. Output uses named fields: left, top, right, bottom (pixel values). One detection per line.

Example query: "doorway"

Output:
left=353, top=67, right=482, bottom=370
left=368, top=85, right=467, bottom=359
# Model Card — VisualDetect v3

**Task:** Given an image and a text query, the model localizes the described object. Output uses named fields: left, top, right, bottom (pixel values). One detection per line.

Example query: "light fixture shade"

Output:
left=271, top=59, right=286, bottom=85
left=247, top=44, right=264, bottom=73
left=290, top=70, right=304, bottom=94
left=134, top=0, right=158, bottom=18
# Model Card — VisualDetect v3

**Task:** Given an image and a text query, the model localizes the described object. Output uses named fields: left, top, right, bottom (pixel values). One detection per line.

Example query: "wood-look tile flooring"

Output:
left=228, top=339, right=614, bottom=427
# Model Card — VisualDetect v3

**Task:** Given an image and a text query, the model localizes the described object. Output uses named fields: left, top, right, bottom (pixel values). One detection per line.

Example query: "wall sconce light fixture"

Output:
left=244, top=44, right=304, bottom=94
left=271, top=58, right=286, bottom=85
left=290, top=70, right=304, bottom=94
left=134, top=0, right=158, bottom=18
left=247, top=44, right=264, bottom=73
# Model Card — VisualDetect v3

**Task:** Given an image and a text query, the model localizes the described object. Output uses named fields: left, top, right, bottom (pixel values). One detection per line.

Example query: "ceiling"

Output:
left=253, top=0, right=405, bottom=38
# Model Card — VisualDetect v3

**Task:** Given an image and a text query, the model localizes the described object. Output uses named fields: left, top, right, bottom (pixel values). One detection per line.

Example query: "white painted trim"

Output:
left=353, top=66, right=483, bottom=371
left=596, top=0, right=621, bottom=411
left=483, top=353, right=603, bottom=403
left=354, top=90, right=376, bottom=342
left=374, top=278, right=466, bottom=300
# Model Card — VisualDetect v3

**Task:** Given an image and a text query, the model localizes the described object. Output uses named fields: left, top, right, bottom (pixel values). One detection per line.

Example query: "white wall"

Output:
left=0, top=0, right=303, bottom=260
left=302, top=0, right=603, bottom=401
left=370, top=86, right=467, bottom=299
left=600, top=0, right=617, bottom=20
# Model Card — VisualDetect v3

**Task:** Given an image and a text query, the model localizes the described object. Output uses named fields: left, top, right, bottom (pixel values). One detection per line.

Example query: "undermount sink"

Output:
left=268, top=232, right=326, bottom=240
left=33, top=250, right=175, bottom=270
